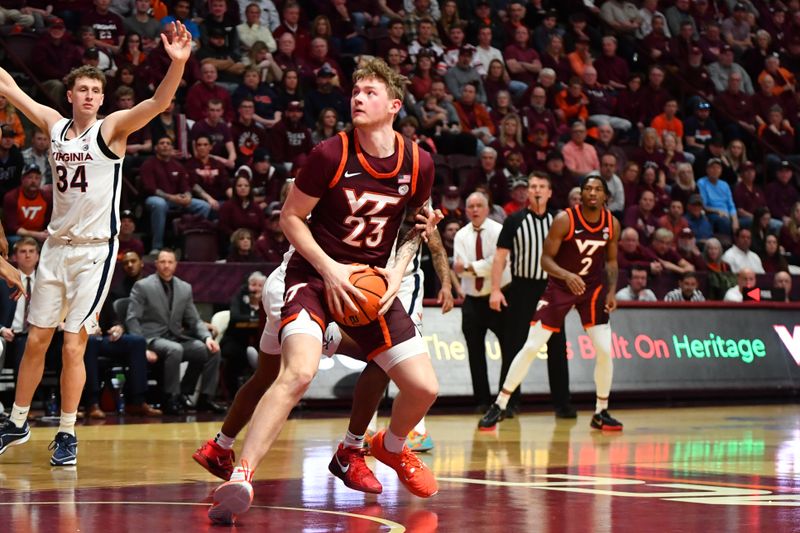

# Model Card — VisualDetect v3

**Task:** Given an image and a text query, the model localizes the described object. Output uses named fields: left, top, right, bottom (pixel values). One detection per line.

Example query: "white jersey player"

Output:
left=0, top=22, right=194, bottom=466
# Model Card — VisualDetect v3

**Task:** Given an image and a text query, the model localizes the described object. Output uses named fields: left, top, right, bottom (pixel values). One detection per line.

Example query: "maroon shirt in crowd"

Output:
left=184, top=157, right=231, bottom=201
left=139, top=157, right=191, bottom=196
left=269, top=117, right=313, bottom=164
left=218, top=199, right=264, bottom=238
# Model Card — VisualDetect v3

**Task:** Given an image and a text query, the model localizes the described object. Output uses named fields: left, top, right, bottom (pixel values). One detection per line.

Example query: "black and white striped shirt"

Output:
left=663, top=288, right=706, bottom=302
left=496, top=208, right=554, bottom=280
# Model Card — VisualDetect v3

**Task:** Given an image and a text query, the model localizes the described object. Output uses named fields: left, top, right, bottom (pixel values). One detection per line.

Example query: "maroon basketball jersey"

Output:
left=288, top=130, right=434, bottom=272
left=553, top=206, right=614, bottom=289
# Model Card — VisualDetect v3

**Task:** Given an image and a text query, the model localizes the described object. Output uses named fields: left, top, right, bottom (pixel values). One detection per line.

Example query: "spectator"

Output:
left=375, top=18, right=409, bottom=61
left=161, top=0, right=202, bottom=41
left=750, top=206, right=777, bottom=256
left=615, top=72, right=645, bottom=129
left=715, top=71, right=756, bottom=140
left=115, top=87, right=152, bottom=176
left=555, top=77, right=589, bottom=125
left=721, top=138, right=749, bottom=183
left=779, top=201, right=800, bottom=264
left=238, top=2, right=277, bottom=53
left=766, top=161, right=800, bottom=225
left=698, top=158, right=738, bottom=236
left=454, top=82, right=495, bottom=147
left=721, top=227, right=765, bottom=273
left=639, top=65, right=671, bottom=127
left=540, top=34, right=572, bottom=85
left=2, top=164, right=51, bottom=246
left=233, top=66, right=282, bottom=129
left=21, top=130, right=52, bottom=186
left=616, top=265, right=658, bottom=301
left=650, top=99, right=683, bottom=146
left=440, top=185, right=466, bottom=224
left=599, top=155, right=625, bottom=218
left=124, top=0, right=161, bottom=49
left=304, top=66, right=349, bottom=129
left=595, top=36, right=630, bottom=90
left=0, top=96, right=24, bottom=150
left=126, top=249, right=224, bottom=415
left=617, top=227, right=659, bottom=273
left=682, top=51, right=717, bottom=112
left=721, top=3, right=752, bottom=54
left=773, top=271, right=794, bottom=302
left=184, top=63, right=234, bottom=123
left=231, top=97, right=269, bottom=166
left=312, top=108, right=343, bottom=145
left=115, top=32, right=148, bottom=70
left=219, top=174, right=264, bottom=240
left=149, top=98, right=191, bottom=160
left=703, top=237, right=731, bottom=272
left=185, top=134, right=231, bottom=214
left=409, top=49, right=437, bottom=101
left=140, top=137, right=212, bottom=254
left=760, top=55, right=795, bottom=97
left=562, top=121, right=599, bottom=177
left=708, top=44, right=754, bottom=94
left=662, top=132, right=690, bottom=180
left=637, top=0, right=670, bottom=40
left=82, top=0, right=127, bottom=56
left=220, top=271, right=267, bottom=395
left=521, top=86, right=560, bottom=142
left=638, top=162, right=670, bottom=215
left=594, top=123, right=628, bottom=176
left=658, top=199, right=690, bottom=239
left=491, top=114, right=525, bottom=169
left=631, top=127, right=666, bottom=176
left=0, top=5, right=34, bottom=29
left=79, top=27, right=116, bottom=75
left=190, top=98, right=237, bottom=170
left=567, top=35, right=593, bottom=78
left=641, top=8, right=671, bottom=66
left=527, top=123, right=555, bottom=173
left=671, top=163, right=699, bottom=207
left=32, top=18, right=83, bottom=107
left=226, top=228, right=260, bottom=263
left=407, top=17, right=444, bottom=63
left=269, top=101, right=313, bottom=170
left=461, top=147, right=508, bottom=206
left=733, top=161, right=768, bottom=229
left=255, top=206, right=290, bottom=261
left=697, top=21, right=724, bottom=64
left=0, top=125, right=24, bottom=198
left=504, top=25, right=541, bottom=87
left=762, top=234, right=790, bottom=273
left=676, top=227, right=708, bottom=271
left=752, top=74, right=783, bottom=125
left=117, top=209, right=146, bottom=260
left=250, top=148, right=287, bottom=209
left=445, top=45, right=486, bottom=104
left=272, top=33, right=305, bottom=75
left=582, top=66, right=632, bottom=133
left=723, top=267, right=757, bottom=301
left=197, top=26, right=247, bottom=84
left=442, top=23, right=469, bottom=67
left=625, top=190, right=659, bottom=244
left=474, top=26, right=504, bottom=79
left=648, top=228, right=695, bottom=275
left=545, top=151, right=576, bottom=210
left=663, top=272, right=706, bottom=301
left=665, top=0, right=696, bottom=37
left=683, top=101, right=720, bottom=157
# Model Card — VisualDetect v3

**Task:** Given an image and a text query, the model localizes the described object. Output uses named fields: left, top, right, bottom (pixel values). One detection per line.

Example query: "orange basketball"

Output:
left=330, top=268, right=387, bottom=327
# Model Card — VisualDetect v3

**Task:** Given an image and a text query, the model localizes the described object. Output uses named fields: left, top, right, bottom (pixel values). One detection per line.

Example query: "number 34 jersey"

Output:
left=48, top=118, right=123, bottom=243
left=287, top=130, right=434, bottom=273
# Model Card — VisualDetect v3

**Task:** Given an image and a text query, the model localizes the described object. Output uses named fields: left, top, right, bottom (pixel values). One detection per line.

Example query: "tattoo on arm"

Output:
left=393, top=205, right=425, bottom=269
left=606, top=263, right=618, bottom=293
left=427, top=229, right=451, bottom=287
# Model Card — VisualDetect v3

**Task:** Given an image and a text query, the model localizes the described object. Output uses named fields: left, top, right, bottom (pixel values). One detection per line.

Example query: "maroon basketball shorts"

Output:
left=532, top=282, right=609, bottom=332
left=279, top=269, right=427, bottom=370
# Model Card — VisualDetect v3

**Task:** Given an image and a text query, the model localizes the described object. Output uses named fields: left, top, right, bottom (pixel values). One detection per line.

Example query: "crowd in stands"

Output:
left=1, top=0, right=800, bottom=413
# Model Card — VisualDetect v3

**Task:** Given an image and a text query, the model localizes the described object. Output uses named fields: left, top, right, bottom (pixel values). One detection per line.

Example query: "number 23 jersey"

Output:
left=48, top=118, right=123, bottom=243
left=288, top=130, right=434, bottom=272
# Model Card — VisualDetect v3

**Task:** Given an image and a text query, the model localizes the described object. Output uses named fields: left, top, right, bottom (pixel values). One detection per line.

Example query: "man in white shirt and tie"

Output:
left=454, top=191, right=511, bottom=408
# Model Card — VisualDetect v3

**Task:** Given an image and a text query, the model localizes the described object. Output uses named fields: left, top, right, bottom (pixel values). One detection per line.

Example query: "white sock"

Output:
left=58, top=411, right=77, bottom=436
left=383, top=428, right=406, bottom=453
left=230, top=464, right=251, bottom=483
left=10, top=403, right=29, bottom=428
left=367, top=411, right=378, bottom=433
left=596, top=396, right=609, bottom=414
left=215, top=431, right=235, bottom=450
left=588, top=325, right=613, bottom=403
left=496, top=391, right=511, bottom=410
left=343, top=430, right=365, bottom=449
left=412, top=417, right=426, bottom=435
left=501, top=322, right=553, bottom=395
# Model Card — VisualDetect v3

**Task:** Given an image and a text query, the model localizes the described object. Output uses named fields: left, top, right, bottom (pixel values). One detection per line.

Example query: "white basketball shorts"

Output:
left=28, top=238, right=119, bottom=334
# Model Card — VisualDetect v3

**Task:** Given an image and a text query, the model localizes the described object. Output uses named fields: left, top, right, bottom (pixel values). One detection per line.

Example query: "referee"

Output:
left=490, top=172, right=576, bottom=418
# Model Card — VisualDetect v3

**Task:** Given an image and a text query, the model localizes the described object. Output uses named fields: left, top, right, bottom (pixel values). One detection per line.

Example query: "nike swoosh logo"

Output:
left=344, top=171, right=361, bottom=178
left=574, top=229, right=584, bottom=234
left=335, top=453, right=349, bottom=473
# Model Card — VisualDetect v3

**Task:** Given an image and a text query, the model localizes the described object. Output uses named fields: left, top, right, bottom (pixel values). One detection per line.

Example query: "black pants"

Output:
left=462, top=294, right=505, bottom=407
left=84, top=334, right=150, bottom=405
left=500, top=278, right=570, bottom=411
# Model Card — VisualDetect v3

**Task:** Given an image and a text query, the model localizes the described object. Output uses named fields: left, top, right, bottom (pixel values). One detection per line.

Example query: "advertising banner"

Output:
left=303, top=307, right=800, bottom=399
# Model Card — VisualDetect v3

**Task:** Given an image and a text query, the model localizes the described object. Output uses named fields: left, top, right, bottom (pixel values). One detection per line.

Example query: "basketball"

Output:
left=330, top=267, right=387, bottom=327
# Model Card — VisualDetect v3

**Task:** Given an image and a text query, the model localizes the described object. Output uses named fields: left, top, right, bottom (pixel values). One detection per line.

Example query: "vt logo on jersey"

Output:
left=342, top=188, right=402, bottom=248
left=575, top=239, right=608, bottom=256
left=21, top=206, right=44, bottom=220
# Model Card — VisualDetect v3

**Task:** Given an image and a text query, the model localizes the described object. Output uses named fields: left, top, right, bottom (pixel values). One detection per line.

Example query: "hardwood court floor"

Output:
left=0, top=404, right=799, bottom=532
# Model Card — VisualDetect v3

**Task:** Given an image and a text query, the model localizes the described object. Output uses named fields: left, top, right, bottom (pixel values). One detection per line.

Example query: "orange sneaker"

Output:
left=193, top=438, right=235, bottom=480
left=209, top=461, right=254, bottom=525
left=370, top=429, right=438, bottom=498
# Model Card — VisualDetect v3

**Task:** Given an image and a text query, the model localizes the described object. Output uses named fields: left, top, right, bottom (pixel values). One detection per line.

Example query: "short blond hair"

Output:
left=65, top=65, right=106, bottom=91
left=352, top=57, right=407, bottom=102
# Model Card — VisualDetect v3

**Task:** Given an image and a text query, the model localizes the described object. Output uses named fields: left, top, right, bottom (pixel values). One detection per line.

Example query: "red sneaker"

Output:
left=209, top=461, right=254, bottom=525
left=328, top=443, right=383, bottom=494
left=192, top=439, right=235, bottom=481
left=370, top=430, right=438, bottom=498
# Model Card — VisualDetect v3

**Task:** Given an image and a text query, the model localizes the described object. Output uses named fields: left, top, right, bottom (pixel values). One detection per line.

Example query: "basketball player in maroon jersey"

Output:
left=209, top=59, right=439, bottom=524
left=479, top=174, right=624, bottom=431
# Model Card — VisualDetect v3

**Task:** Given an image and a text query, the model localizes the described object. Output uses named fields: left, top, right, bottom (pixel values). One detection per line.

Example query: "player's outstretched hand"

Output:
left=438, top=286, right=454, bottom=313
left=489, top=289, right=506, bottom=312
left=162, top=21, right=192, bottom=63
left=0, top=233, right=8, bottom=258
left=375, top=266, right=402, bottom=315
left=322, top=262, right=369, bottom=318
left=414, top=207, right=444, bottom=243
left=0, top=257, right=24, bottom=300
left=605, top=292, right=617, bottom=314
left=564, top=272, right=586, bottom=296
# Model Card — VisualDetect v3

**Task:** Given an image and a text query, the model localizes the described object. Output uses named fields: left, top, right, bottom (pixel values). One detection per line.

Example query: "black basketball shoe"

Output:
left=590, top=410, right=623, bottom=431
left=478, top=404, right=505, bottom=430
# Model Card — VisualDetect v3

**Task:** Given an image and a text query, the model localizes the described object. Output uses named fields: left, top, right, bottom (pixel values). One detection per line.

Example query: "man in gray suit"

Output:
left=126, top=249, right=224, bottom=415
